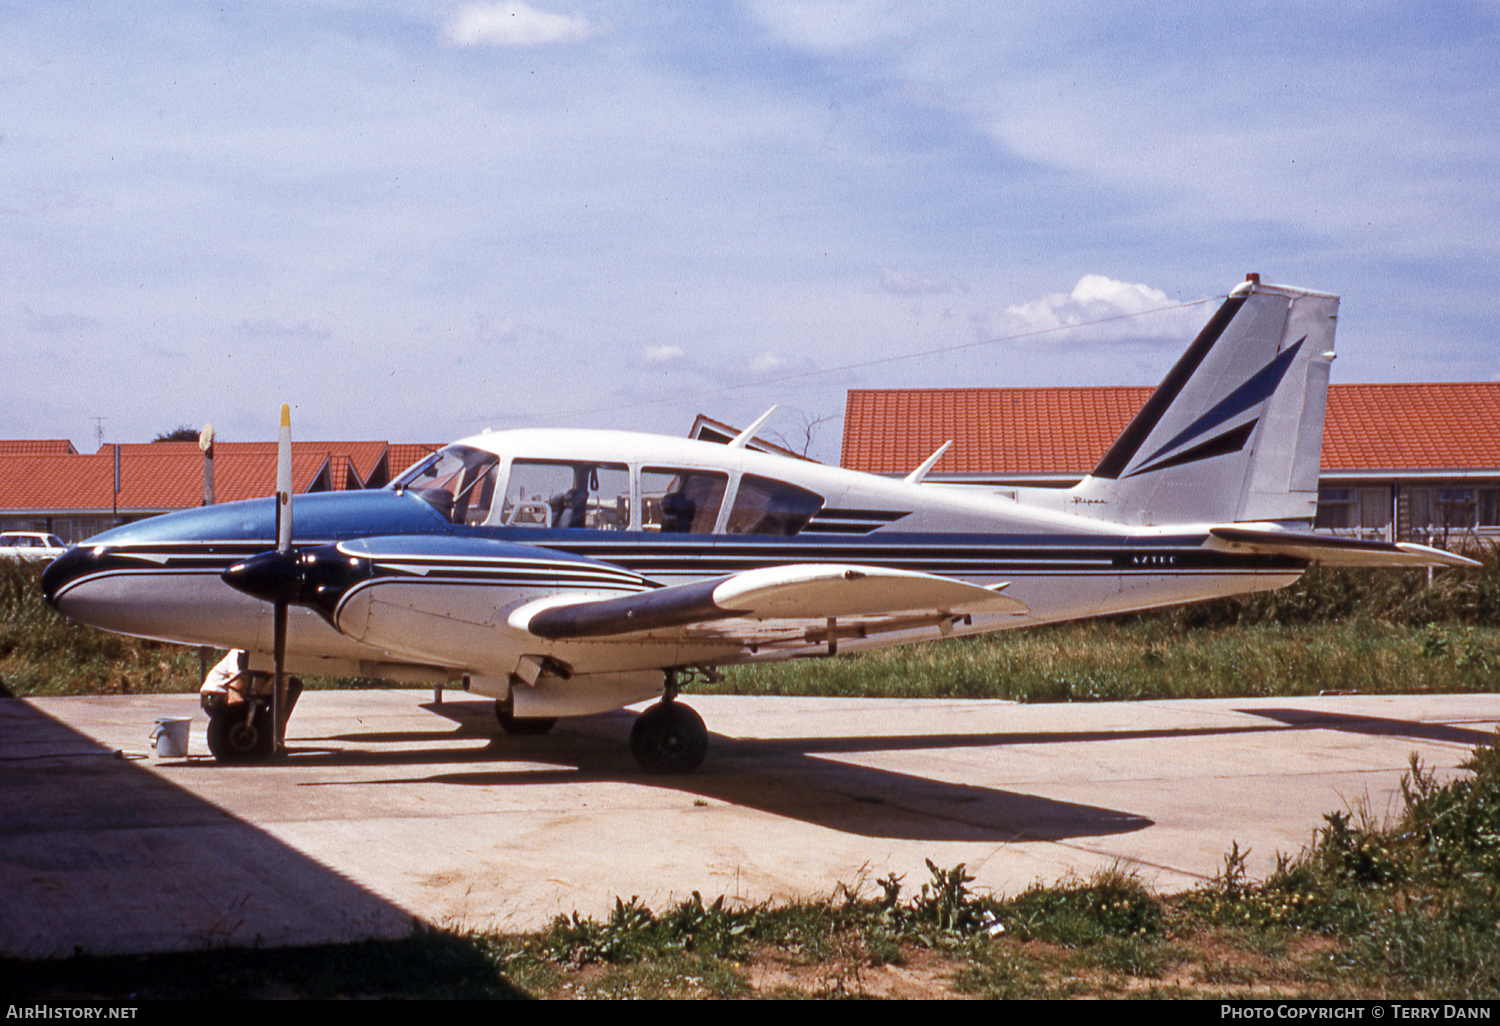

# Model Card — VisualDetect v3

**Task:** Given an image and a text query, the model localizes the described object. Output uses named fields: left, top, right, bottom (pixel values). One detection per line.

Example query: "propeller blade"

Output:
left=274, top=403, right=293, bottom=752
left=273, top=593, right=288, bottom=749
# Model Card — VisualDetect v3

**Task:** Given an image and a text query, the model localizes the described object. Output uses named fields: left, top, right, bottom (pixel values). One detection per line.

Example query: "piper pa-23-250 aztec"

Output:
left=43, top=276, right=1475, bottom=773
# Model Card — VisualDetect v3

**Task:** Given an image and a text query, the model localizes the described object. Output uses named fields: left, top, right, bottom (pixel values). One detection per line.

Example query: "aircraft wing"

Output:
left=1207, top=526, right=1479, bottom=568
left=515, top=564, right=1029, bottom=642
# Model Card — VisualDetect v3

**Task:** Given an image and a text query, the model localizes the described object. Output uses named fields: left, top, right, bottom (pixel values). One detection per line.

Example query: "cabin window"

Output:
left=392, top=444, right=500, bottom=525
left=500, top=461, right=630, bottom=529
left=725, top=474, right=824, bottom=536
left=641, top=468, right=727, bottom=533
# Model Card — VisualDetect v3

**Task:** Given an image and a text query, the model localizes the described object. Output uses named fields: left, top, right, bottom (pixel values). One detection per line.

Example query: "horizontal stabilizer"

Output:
left=1207, top=526, right=1479, bottom=568
left=519, top=564, right=1029, bottom=640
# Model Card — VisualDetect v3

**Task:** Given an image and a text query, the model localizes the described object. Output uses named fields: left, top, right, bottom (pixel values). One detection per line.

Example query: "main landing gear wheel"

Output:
left=494, top=701, right=557, bottom=736
left=206, top=702, right=276, bottom=763
left=630, top=701, right=708, bottom=775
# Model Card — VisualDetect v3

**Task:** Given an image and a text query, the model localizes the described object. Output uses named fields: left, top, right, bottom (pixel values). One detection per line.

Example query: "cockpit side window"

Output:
left=501, top=461, right=630, bottom=529
left=391, top=445, right=500, bottom=525
left=725, top=474, right=824, bottom=536
left=641, top=468, right=728, bottom=533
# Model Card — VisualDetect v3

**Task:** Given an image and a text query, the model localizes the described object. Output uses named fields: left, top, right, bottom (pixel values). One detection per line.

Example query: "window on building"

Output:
left=1315, top=488, right=1355, bottom=530
left=1481, top=489, right=1500, bottom=528
left=1317, top=487, right=1392, bottom=534
left=1436, top=487, right=1477, bottom=530
left=1359, top=488, right=1391, bottom=531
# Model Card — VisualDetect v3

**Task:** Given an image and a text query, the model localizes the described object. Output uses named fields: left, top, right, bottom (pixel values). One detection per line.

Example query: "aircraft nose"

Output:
left=41, top=544, right=96, bottom=611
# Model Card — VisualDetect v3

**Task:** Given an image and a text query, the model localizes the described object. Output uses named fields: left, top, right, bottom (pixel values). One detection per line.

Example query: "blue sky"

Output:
left=4, top=1, right=1497, bottom=463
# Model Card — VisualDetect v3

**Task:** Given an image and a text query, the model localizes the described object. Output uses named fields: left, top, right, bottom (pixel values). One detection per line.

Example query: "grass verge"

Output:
left=8, top=732, right=1500, bottom=999
left=5, top=553, right=1500, bottom=701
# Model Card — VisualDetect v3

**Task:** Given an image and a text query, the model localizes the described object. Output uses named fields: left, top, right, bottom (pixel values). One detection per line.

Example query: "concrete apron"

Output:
left=3, top=689, right=1497, bottom=957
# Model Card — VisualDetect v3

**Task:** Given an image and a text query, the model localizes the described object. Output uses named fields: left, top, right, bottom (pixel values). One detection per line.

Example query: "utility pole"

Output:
left=197, top=425, right=215, bottom=684
left=199, top=425, right=215, bottom=506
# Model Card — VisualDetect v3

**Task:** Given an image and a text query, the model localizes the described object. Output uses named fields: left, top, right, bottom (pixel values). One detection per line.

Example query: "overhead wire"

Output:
left=551, top=294, right=1221, bottom=422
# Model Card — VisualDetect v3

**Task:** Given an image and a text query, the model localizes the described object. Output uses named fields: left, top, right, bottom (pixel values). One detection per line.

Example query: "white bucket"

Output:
left=150, top=716, right=192, bottom=758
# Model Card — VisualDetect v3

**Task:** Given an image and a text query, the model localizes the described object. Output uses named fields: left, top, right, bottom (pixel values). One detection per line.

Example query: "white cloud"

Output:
left=878, top=267, right=957, bottom=296
left=748, top=352, right=789, bottom=373
left=445, top=2, right=598, bottom=47
left=644, top=344, right=685, bottom=364
left=747, top=0, right=909, bottom=52
left=474, top=314, right=561, bottom=347
left=983, top=275, right=1208, bottom=345
left=24, top=306, right=99, bottom=334
left=230, top=318, right=333, bottom=341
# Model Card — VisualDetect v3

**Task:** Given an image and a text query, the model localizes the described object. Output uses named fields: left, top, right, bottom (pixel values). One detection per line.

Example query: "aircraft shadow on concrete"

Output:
left=289, top=700, right=1339, bottom=844
left=1237, top=707, right=1497, bottom=748
left=299, top=700, right=1496, bottom=843
left=0, top=700, right=412, bottom=959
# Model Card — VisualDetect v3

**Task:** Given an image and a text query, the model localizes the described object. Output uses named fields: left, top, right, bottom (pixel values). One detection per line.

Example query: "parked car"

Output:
left=0, top=532, right=67, bottom=561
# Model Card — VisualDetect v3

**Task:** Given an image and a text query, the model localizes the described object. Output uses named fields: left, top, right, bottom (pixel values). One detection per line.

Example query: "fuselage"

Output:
left=43, top=427, right=1305, bottom=683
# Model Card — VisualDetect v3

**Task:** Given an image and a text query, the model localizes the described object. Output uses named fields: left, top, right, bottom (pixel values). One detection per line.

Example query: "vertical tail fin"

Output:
left=1070, top=277, right=1338, bottom=526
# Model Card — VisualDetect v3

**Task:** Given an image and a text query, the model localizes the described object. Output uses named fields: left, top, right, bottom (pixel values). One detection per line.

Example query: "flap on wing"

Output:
left=518, top=564, right=1029, bottom=640
left=1208, top=526, right=1479, bottom=568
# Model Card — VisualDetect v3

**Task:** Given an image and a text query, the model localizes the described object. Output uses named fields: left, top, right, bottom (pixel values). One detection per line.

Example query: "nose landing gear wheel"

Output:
left=630, top=701, right=708, bottom=774
left=206, top=702, right=275, bottom=763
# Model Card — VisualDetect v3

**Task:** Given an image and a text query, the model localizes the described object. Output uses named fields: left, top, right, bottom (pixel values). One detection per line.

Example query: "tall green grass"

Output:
left=5, top=545, right=1500, bottom=701
left=715, top=619, right=1500, bottom=702
left=0, top=558, right=206, bottom=698
left=715, top=548, right=1500, bottom=702
left=1150, top=542, right=1500, bottom=629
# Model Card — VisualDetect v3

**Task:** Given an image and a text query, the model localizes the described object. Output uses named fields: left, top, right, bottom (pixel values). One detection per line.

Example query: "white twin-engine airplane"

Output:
left=43, top=277, right=1473, bottom=772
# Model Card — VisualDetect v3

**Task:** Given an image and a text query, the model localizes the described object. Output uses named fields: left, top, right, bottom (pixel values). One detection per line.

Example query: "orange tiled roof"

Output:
left=115, top=441, right=394, bottom=490
left=386, top=443, right=443, bottom=479
left=842, top=383, right=1500, bottom=476
left=1321, top=384, right=1500, bottom=471
left=0, top=453, right=116, bottom=511
left=0, top=448, right=331, bottom=512
left=0, top=440, right=78, bottom=455
left=328, top=441, right=392, bottom=487
left=0, top=437, right=454, bottom=515
left=842, top=387, right=1153, bottom=476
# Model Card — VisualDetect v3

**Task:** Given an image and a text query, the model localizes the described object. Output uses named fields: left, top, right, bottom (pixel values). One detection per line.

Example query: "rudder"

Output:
left=1068, top=277, right=1338, bottom=526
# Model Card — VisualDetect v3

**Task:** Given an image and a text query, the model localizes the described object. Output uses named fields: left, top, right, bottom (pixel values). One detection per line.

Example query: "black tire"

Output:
left=206, top=702, right=275, bottom=763
left=630, top=701, right=708, bottom=774
left=494, top=701, right=557, bottom=736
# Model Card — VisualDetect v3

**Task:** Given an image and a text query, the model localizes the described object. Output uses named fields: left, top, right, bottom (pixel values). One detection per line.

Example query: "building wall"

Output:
left=2, top=514, right=154, bottom=545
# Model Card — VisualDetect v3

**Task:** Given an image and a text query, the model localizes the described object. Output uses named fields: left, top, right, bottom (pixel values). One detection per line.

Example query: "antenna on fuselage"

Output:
left=904, top=440, right=953, bottom=485
left=727, top=406, right=778, bottom=449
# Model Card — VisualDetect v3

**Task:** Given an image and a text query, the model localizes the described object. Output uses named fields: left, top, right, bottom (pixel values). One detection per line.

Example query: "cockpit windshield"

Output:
left=390, top=444, right=500, bottom=525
